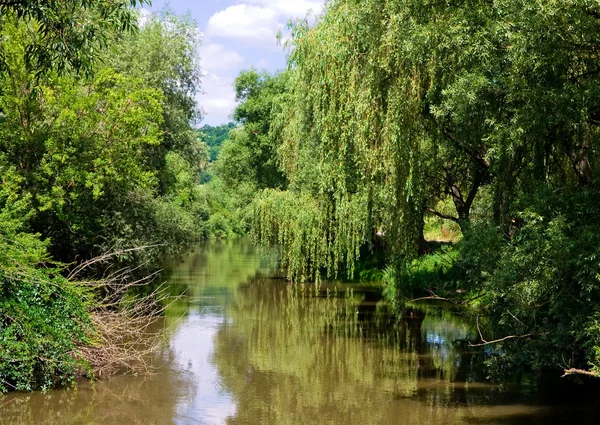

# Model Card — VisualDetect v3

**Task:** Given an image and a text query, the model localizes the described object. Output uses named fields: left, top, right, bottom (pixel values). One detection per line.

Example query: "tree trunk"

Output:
left=418, top=214, right=430, bottom=255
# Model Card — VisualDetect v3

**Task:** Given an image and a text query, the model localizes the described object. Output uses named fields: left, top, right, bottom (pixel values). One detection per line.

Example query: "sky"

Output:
left=145, top=0, right=325, bottom=126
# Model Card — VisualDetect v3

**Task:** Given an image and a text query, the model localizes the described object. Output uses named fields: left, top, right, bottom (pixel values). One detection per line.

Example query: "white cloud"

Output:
left=240, top=0, right=323, bottom=20
left=206, top=4, right=281, bottom=45
left=198, top=73, right=237, bottom=125
left=200, top=43, right=244, bottom=72
left=206, top=1, right=324, bottom=46
left=198, top=0, right=326, bottom=123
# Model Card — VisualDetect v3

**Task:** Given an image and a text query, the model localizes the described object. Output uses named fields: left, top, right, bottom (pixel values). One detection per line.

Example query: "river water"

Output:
left=1, top=240, right=599, bottom=424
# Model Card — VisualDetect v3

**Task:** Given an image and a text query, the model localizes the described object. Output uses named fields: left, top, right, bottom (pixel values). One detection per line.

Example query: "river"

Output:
left=1, top=240, right=599, bottom=424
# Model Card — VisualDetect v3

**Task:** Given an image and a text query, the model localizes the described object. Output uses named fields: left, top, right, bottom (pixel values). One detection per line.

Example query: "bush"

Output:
left=0, top=195, right=93, bottom=391
left=383, top=245, right=461, bottom=302
left=460, top=188, right=600, bottom=374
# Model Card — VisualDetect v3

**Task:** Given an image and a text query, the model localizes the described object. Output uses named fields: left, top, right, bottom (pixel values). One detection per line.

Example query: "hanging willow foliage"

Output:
left=254, top=0, right=600, bottom=282
left=252, top=0, right=434, bottom=281
left=253, top=189, right=369, bottom=282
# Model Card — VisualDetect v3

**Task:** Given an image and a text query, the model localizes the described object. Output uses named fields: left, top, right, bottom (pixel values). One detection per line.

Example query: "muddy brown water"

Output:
left=1, top=240, right=599, bottom=424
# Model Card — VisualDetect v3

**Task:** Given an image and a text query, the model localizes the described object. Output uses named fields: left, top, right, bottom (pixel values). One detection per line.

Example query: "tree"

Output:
left=0, top=0, right=149, bottom=76
left=107, top=9, right=205, bottom=193
left=200, top=122, right=236, bottom=162
left=217, top=69, right=288, bottom=190
left=0, top=8, right=208, bottom=261
left=250, top=0, right=600, bottom=376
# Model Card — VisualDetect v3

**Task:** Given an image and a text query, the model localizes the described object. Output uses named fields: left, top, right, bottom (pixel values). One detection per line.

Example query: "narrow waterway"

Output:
left=1, top=240, right=599, bottom=424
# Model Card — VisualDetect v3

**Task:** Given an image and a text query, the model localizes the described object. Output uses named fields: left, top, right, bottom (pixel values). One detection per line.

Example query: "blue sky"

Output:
left=145, top=0, right=324, bottom=126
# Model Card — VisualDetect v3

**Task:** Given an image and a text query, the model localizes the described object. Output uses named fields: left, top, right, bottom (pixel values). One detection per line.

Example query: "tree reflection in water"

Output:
left=2, top=241, right=599, bottom=425
left=211, top=280, right=565, bottom=425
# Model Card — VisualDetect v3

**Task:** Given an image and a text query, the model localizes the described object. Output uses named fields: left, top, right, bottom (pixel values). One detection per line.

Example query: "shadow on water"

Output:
left=2, top=240, right=600, bottom=424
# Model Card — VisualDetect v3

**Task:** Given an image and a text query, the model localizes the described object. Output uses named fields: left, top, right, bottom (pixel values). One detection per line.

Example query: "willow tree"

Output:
left=253, top=0, right=504, bottom=281
left=255, top=0, right=600, bottom=282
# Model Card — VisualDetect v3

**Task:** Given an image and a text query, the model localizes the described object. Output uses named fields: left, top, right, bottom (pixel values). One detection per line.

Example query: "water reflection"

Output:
left=1, top=241, right=600, bottom=424
left=211, top=281, right=515, bottom=425
left=0, top=349, right=193, bottom=425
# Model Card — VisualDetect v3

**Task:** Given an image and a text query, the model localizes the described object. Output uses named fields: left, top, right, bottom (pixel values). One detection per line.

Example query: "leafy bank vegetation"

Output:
left=0, top=2, right=219, bottom=391
left=4, top=0, right=600, bottom=391
left=215, top=1, right=600, bottom=379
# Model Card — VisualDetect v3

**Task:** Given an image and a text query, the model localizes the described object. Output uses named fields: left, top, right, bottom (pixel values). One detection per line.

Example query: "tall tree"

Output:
left=107, top=9, right=205, bottom=194
left=0, top=0, right=149, bottom=76
left=217, top=69, right=288, bottom=190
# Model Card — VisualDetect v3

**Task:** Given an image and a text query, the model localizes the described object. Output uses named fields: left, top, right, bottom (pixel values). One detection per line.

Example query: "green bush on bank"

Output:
left=0, top=194, right=93, bottom=392
left=460, top=188, right=600, bottom=374
left=379, top=188, right=600, bottom=376
left=381, top=245, right=461, bottom=303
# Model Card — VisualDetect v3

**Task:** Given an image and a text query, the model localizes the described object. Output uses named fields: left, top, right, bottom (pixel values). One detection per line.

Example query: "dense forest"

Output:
left=3, top=0, right=600, bottom=393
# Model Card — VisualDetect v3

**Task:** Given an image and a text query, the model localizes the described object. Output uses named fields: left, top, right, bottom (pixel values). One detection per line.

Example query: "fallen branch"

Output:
left=469, top=333, right=535, bottom=347
left=409, top=295, right=452, bottom=302
left=562, top=368, right=600, bottom=378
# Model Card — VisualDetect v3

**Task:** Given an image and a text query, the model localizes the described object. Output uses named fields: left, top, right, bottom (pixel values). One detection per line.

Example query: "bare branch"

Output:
left=410, top=295, right=452, bottom=302
left=562, top=368, right=600, bottom=378
left=469, top=333, right=535, bottom=347
left=71, top=249, right=182, bottom=378
left=67, top=245, right=164, bottom=279
left=426, top=207, right=460, bottom=223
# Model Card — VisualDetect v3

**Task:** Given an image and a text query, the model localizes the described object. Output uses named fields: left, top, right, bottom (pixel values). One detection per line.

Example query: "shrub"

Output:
left=0, top=194, right=93, bottom=391
left=460, top=188, right=600, bottom=373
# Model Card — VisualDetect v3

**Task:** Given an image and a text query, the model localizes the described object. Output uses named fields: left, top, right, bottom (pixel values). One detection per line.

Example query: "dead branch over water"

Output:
left=70, top=249, right=175, bottom=378
left=562, top=369, right=600, bottom=378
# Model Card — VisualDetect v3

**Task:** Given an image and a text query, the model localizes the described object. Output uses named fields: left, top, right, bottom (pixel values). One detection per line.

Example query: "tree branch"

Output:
left=469, top=333, right=535, bottom=347
left=562, top=368, right=600, bottom=378
left=410, top=295, right=452, bottom=302
left=426, top=207, right=459, bottom=223
left=442, top=129, right=490, bottom=169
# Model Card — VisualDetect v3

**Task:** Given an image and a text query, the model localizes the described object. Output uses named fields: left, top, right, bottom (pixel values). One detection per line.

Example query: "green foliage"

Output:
left=223, top=69, right=288, bottom=190
left=200, top=122, right=236, bottom=162
left=460, top=189, right=600, bottom=373
left=0, top=9, right=209, bottom=263
left=380, top=246, right=460, bottom=304
left=200, top=176, right=257, bottom=239
left=252, top=189, right=369, bottom=281
left=205, top=70, right=293, bottom=241
left=107, top=9, right=205, bottom=192
left=245, top=0, right=600, bottom=378
left=0, top=0, right=149, bottom=76
left=0, top=191, right=92, bottom=392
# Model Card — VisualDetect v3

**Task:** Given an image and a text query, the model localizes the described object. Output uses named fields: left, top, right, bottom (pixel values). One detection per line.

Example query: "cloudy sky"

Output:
left=146, top=0, right=324, bottom=126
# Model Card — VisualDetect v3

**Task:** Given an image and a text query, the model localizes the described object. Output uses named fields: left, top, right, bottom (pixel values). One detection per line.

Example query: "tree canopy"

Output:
left=0, top=0, right=149, bottom=75
left=247, top=0, right=600, bottom=377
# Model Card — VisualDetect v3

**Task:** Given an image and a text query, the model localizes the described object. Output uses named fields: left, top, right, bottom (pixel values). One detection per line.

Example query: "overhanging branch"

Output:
left=562, top=368, right=600, bottom=378
left=426, top=207, right=459, bottom=223
left=468, top=333, right=535, bottom=347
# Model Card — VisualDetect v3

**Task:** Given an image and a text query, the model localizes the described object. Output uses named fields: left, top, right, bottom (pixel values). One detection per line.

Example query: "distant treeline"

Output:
left=200, top=122, right=236, bottom=162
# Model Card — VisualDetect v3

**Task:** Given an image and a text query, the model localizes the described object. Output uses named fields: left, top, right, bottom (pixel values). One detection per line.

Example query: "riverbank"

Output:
left=3, top=241, right=599, bottom=424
